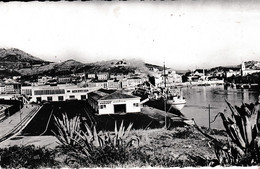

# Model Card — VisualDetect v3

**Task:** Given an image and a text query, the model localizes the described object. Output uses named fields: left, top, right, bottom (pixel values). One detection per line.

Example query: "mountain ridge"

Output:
left=0, top=48, right=48, bottom=63
left=1, top=48, right=259, bottom=77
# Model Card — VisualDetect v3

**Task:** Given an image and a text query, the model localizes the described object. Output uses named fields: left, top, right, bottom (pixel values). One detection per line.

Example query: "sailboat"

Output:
left=162, top=63, right=186, bottom=111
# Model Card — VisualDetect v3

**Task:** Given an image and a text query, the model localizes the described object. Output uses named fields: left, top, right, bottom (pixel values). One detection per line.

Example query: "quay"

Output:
left=0, top=104, right=41, bottom=144
left=224, top=82, right=260, bottom=89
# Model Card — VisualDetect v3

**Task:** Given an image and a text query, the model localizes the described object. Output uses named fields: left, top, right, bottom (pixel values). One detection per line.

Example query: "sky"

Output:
left=0, top=1, right=260, bottom=70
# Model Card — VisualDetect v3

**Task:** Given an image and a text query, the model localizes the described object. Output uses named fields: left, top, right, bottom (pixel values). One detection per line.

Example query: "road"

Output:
left=0, top=104, right=41, bottom=143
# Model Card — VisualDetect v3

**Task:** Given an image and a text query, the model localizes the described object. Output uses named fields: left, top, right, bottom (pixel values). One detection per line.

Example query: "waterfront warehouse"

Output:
left=21, top=84, right=98, bottom=103
left=88, top=89, right=141, bottom=115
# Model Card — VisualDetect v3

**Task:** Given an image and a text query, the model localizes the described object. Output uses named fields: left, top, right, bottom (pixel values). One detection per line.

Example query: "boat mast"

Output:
left=163, top=62, right=167, bottom=89
left=163, top=61, right=167, bottom=129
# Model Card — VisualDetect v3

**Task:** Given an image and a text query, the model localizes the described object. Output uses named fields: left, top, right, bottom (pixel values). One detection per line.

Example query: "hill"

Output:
left=0, top=48, right=49, bottom=65
left=0, top=48, right=50, bottom=70
left=0, top=48, right=44, bottom=63
left=18, top=59, right=85, bottom=76
left=206, top=61, right=260, bottom=74
left=18, top=58, right=165, bottom=77
left=145, top=63, right=164, bottom=71
left=76, top=59, right=152, bottom=75
left=0, top=48, right=208, bottom=77
left=244, top=60, right=260, bottom=69
left=0, top=48, right=174, bottom=77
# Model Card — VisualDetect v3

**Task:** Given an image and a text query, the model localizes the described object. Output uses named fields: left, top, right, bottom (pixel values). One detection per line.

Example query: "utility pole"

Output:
left=163, top=62, right=167, bottom=129
left=208, top=104, right=211, bottom=130
left=19, top=103, right=22, bottom=122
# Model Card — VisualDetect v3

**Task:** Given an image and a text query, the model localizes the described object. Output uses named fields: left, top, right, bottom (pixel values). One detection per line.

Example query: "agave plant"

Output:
left=53, top=114, right=140, bottom=165
left=103, top=121, right=139, bottom=149
left=52, top=113, right=81, bottom=146
left=194, top=99, right=260, bottom=166
left=72, top=121, right=104, bottom=156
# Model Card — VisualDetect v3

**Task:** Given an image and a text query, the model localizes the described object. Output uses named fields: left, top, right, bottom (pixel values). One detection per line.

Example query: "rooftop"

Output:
left=88, top=89, right=139, bottom=101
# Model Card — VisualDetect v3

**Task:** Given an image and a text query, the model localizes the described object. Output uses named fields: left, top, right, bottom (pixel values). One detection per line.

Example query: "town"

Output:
left=0, top=49, right=260, bottom=168
left=2, top=0, right=260, bottom=167
left=0, top=58, right=260, bottom=111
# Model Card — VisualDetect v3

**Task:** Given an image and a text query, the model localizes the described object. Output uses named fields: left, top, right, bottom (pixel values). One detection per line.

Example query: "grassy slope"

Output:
left=122, top=127, right=217, bottom=167
left=56, top=126, right=224, bottom=167
left=1, top=126, right=227, bottom=168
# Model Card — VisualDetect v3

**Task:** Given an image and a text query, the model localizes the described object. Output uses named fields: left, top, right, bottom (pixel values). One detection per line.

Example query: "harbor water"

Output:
left=181, top=85, right=260, bottom=129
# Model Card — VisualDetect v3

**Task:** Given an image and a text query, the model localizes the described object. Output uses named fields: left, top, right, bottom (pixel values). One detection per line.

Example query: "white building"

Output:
left=127, top=77, right=143, bottom=89
left=21, top=85, right=96, bottom=103
left=97, top=73, right=109, bottom=80
left=110, top=73, right=125, bottom=80
left=0, top=84, right=5, bottom=94
left=38, top=76, right=53, bottom=85
left=225, top=69, right=240, bottom=78
left=87, top=73, right=96, bottom=79
left=107, top=79, right=120, bottom=89
left=57, top=76, right=71, bottom=84
left=0, top=81, right=21, bottom=94
left=87, top=80, right=108, bottom=88
left=88, top=89, right=141, bottom=115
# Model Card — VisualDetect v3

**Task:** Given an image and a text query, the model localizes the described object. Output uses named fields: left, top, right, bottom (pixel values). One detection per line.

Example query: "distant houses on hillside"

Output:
left=2, top=59, right=260, bottom=110
left=241, top=61, right=260, bottom=76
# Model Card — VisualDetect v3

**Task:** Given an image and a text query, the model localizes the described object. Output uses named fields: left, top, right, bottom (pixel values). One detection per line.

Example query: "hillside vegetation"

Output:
left=1, top=48, right=259, bottom=78
left=0, top=48, right=50, bottom=70
left=0, top=48, right=164, bottom=76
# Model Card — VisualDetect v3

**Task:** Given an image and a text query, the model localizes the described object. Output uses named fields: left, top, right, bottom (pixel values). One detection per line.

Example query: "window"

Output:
left=100, top=105, right=106, bottom=109
left=34, top=89, right=65, bottom=95
left=36, top=97, right=42, bottom=102
left=72, top=89, right=88, bottom=93
left=47, top=96, right=52, bottom=101
left=69, top=95, right=75, bottom=99
left=81, top=95, right=86, bottom=100
left=133, top=103, right=139, bottom=107
left=58, top=96, right=64, bottom=101
left=67, top=90, right=70, bottom=93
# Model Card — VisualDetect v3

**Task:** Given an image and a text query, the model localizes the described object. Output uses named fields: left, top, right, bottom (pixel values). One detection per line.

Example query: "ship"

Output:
left=162, top=62, right=186, bottom=111
left=133, top=63, right=186, bottom=111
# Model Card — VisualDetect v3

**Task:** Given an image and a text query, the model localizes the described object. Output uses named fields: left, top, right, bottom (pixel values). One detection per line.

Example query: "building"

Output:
left=87, top=73, right=96, bottom=79
left=127, top=77, right=143, bottom=89
left=97, top=72, right=109, bottom=80
left=193, top=69, right=205, bottom=76
left=88, top=89, right=141, bottom=115
left=225, top=69, right=241, bottom=78
left=241, top=62, right=260, bottom=76
left=57, top=76, right=72, bottom=84
left=172, top=74, right=183, bottom=83
left=121, top=79, right=128, bottom=89
left=110, top=73, right=125, bottom=80
left=75, top=72, right=85, bottom=77
left=0, top=84, right=5, bottom=94
left=38, top=76, right=53, bottom=85
left=167, top=70, right=183, bottom=83
left=87, top=80, right=108, bottom=88
left=21, top=85, right=94, bottom=103
left=0, top=80, right=21, bottom=94
left=107, top=79, right=120, bottom=89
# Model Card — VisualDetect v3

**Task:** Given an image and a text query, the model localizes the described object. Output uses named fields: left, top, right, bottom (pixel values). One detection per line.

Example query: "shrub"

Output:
left=52, top=114, right=140, bottom=167
left=52, top=113, right=81, bottom=146
left=171, top=126, right=201, bottom=139
left=0, top=145, right=56, bottom=168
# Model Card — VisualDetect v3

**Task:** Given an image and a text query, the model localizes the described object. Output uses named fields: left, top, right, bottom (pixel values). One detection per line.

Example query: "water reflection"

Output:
left=181, top=86, right=259, bottom=129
